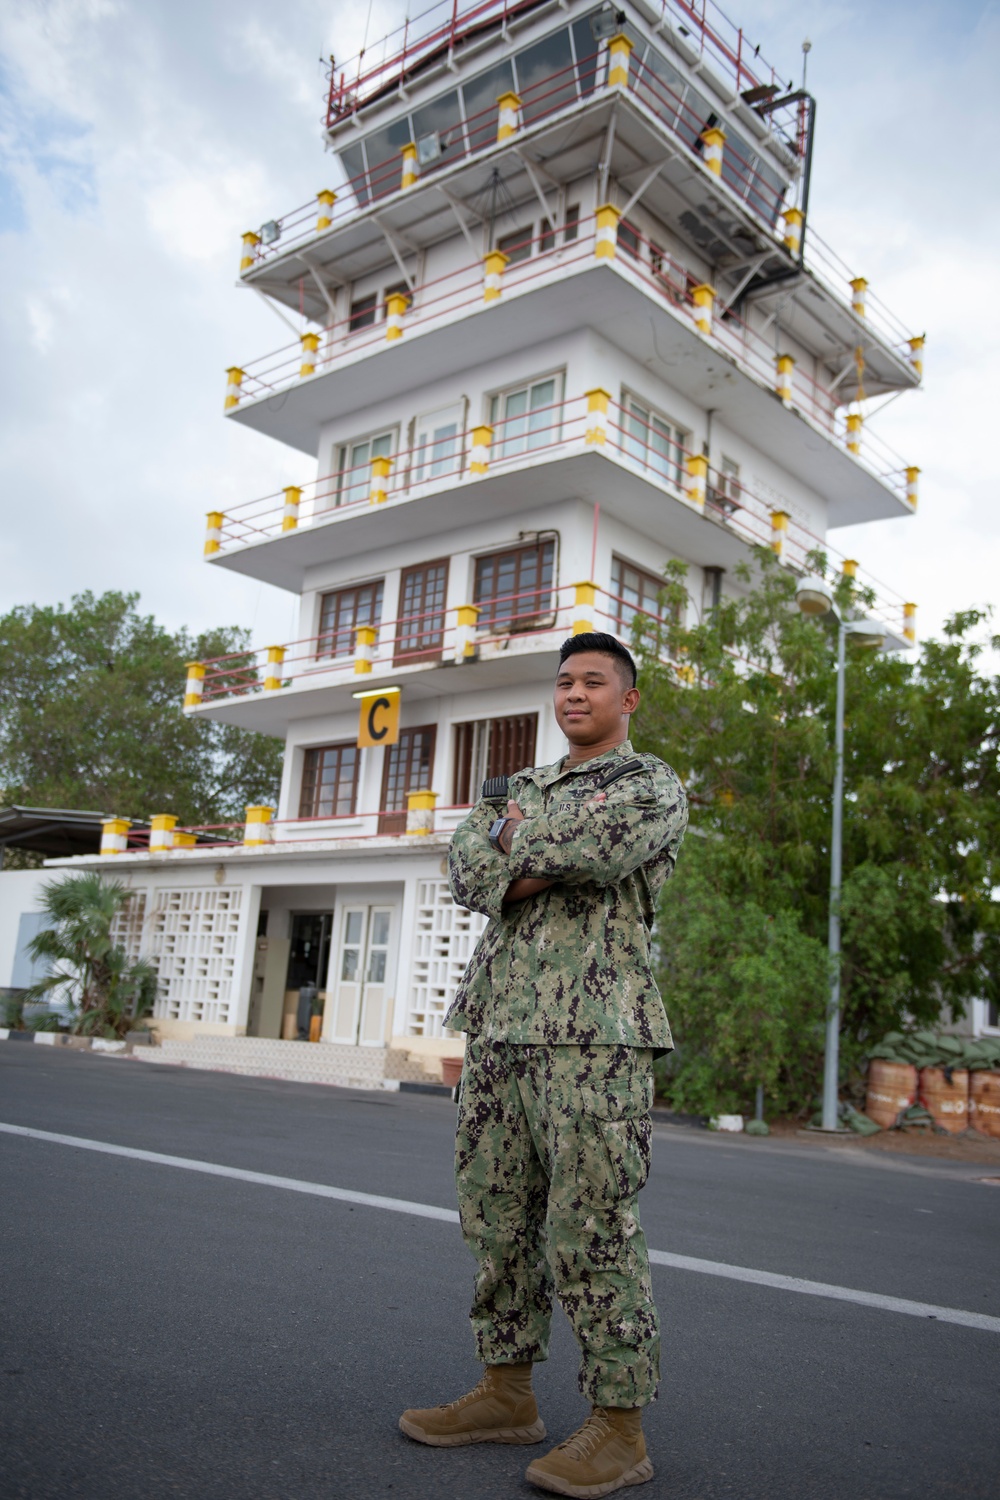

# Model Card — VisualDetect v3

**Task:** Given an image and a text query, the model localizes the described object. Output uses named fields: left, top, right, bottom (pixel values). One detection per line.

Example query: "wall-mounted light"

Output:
left=260, top=220, right=281, bottom=246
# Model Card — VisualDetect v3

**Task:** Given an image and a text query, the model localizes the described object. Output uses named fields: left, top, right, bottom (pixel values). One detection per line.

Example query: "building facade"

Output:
left=31, top=0, right=934, bottom=1069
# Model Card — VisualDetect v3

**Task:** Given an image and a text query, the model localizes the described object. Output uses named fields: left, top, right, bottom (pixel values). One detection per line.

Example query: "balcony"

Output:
left=184, top=565, right=913, bottom=737
left=239, top=1, right=918, bottom=388
left=212, top=381, right=916, bottom=594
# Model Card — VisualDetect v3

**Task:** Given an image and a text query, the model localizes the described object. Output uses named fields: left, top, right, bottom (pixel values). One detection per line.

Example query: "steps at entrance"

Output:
left=135, top=1036, right=435, bottom=1090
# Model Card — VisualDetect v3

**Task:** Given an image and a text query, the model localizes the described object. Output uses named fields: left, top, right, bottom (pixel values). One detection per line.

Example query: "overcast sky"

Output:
left=1, top=0, right=997, bottom=659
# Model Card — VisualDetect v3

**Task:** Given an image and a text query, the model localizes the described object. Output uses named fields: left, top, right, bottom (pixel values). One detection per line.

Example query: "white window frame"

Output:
left=331, top=427, right=397, bottom=509
left=488, top=370, right=565, bottom=461
left=620, top=388, right=687, bottom=492
left=410, top=400, right=467, bottom=488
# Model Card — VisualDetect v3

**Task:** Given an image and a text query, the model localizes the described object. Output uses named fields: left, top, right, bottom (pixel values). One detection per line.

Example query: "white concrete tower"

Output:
left=72, top=2, right=924, bottom=1073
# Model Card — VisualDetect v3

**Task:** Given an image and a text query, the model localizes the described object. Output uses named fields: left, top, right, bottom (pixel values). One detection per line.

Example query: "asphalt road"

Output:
left=1, top=1044, right=997, bottom=1500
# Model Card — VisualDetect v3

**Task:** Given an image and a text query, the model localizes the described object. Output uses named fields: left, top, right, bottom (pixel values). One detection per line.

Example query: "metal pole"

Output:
left=821, top=617, right=846, bottom=1131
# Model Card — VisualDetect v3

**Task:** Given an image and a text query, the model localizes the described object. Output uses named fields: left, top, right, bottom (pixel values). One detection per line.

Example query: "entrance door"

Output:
left=327, top=906, right=395, bottom=1045
left=285, top=913, right=333, bottom=1039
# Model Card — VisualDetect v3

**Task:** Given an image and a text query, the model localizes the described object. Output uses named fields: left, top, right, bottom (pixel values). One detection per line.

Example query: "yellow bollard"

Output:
left=401, top=143, right=418, bottom=190
left=454, top=605, right=480, bottom=662
left=244, top=806, right=274, bottom=848
left=782, top=207, right=803, bottom=257
left=469, top=425, right=493, bottom=475
left=701, top=126, right=726, bottom=176
left=905, top=465, right=920, bottom=509
left=369, top=454, right=392, bottom=505
left=224, top=367, right=245, bottom=410
left=775, top=353, right=795, bottom=405
left=263, top=647, right=285, bottom=691
left=607, top=33, right=633, bottom=89
left=572, top=581, right=597, bottom=635
left=282, top=486, right=301, bottom=532
left=685, top=453, right=708, bottom=511
left=903, top=602, right=917, bottom=644
left=594, top=203, right=621, bottom=260
left=385, top=291, right=409, bottom=342
left=497, top=91, right=521, bottom=141
left=354, top=624, right=376, bottom=674
left=841, top=559, right=859, bottom=579
left=204, top=511, right=224, bottom=556
left=406, top=790, right=437, bottom=836
left=100, top=819, right=130, bottom=856
left=770, top=510, right=789, bottom=557
left=846, top=412, right=863, bottom=454
left=316, top=189, right=336, bottom=231
left=150, top=815, right=177, bottom=854
left=691, top=283, right=715, bottom=336
left=483, top=248, right=509, bottom=302
left=584, top=387, right=612, bottom=445
left=184, top=662, right=205, bottom=708
left=300, top=332, right=320, bottom=377
left=240, top=231, right=260, bottom=272
left=850, top=277, right=867, bottom=318
left=908, top=335, right=924, bottom=379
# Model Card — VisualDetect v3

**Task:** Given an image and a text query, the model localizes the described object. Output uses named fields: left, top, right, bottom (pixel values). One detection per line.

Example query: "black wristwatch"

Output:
left=489, top=816, right=513, bottom=853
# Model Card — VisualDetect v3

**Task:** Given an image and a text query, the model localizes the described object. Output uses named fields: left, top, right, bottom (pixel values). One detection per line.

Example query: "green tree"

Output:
left=0, top=591, right=282, bottom=828
left=632, top=552, right=1000, bottom=1117
left=24, top=871, right=158, bottom=1038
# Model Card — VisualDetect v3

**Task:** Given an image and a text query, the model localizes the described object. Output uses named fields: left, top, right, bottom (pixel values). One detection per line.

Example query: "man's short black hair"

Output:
left=558, top=632, right=637, bottom=690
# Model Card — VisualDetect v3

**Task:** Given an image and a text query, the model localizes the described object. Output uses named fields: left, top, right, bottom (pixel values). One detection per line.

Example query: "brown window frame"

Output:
left=317, top=579, right=384, bottom=659
left=610, top=556, right=673, bottom=638
left=299, top=742, right=361, bottom=821
left=474, top=538, right=556, bottom=635
left=452, top=714, right=538, bottom=804
left=394, top=559, right=449, bottom=666
left=379, top=724, right=437, bottom=835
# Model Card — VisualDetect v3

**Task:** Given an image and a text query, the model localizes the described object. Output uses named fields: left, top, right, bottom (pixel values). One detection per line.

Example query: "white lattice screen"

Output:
left=110, top=893, right=147, bottom=960
left=146, top=887, right=244, bottom=1025
left=408, top=880, right=486, bottom=1037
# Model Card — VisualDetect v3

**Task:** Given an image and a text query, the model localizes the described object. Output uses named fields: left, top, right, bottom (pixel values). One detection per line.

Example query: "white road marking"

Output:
left=3, top=1120, right=999, bottom=1335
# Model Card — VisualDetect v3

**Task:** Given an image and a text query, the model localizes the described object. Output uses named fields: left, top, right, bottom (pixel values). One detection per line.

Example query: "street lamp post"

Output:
left=795, top=578, right=889, bottom=1132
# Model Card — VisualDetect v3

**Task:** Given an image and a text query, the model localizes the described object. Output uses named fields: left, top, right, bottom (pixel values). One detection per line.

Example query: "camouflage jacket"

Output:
left=445, top=740, right=688, bottom=1049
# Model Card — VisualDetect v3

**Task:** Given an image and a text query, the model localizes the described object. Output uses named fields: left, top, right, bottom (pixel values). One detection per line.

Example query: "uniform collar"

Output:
left=534, top=738, right=635, bottom=788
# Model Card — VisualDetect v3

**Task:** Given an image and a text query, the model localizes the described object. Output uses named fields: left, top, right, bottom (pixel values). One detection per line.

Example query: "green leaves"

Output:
left=24, top=871, right=158, bottom=1039
left=0, top=591, right=282, bottom=826
left=634, top=550, right=1000, bottom=1116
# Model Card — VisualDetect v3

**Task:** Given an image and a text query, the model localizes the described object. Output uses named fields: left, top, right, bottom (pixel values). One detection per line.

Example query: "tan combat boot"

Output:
left=398, top=1363, right=546, bottom=1447
left=525, top=1405, right=653, bottom=1496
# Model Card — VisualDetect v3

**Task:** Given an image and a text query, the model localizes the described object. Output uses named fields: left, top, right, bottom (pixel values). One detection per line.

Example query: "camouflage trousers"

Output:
left=455, top=1038, right=659, bottom=1408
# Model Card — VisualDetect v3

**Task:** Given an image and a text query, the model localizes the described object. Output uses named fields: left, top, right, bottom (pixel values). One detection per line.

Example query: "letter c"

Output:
left=367, top=697, right=391, bottom=740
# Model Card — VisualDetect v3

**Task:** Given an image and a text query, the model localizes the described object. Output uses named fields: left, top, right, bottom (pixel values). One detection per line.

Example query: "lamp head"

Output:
left=846, top=618, right=886, bottom=650
left=795, top=575, right=834, bottom=616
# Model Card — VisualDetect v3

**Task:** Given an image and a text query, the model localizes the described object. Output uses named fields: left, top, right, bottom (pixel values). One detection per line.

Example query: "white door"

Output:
left=326, top=905, right=395, bottom=1046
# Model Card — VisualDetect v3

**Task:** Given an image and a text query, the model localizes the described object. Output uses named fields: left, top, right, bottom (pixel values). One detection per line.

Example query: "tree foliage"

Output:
left=0, top=591, right=282, bottom=827
left=632, top=552, right=1000, bottom=1117
left=25, top=871, right=158, bottom=1038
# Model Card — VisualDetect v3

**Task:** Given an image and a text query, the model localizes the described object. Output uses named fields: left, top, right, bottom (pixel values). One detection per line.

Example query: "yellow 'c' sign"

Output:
left=357, top=689, right=400, bottom=747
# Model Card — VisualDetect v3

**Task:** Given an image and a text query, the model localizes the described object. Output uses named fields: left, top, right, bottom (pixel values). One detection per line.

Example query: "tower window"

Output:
left=474, top=539, right=555, bottom=634
left=489, top=374, right=563, bottom=459
left=395, top=560, right=449, bottom=665
left=497, top=225, right=534, bottom=265
left=610, top=557, right=672, bottom=638
left=348, top=293, right=378, bottom=331
left=379, top=726, right=436, bottom=834
left=621, top=392, right=687, bottom=490
left=453, top=715, right=538, bottom=805
left=317, top=580, right=384, bottom=660
left=299, top=743, right=360, bottom=820
left=333, top=430, right=394, bottom=508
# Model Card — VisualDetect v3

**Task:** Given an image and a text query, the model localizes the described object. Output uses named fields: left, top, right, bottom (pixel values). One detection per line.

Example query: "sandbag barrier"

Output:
left=864, top=1030, right=1000, bottom=1137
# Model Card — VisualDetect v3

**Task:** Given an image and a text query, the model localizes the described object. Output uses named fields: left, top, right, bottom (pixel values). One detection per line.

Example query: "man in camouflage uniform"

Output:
left=400, top=632, right=688, bottom=1497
